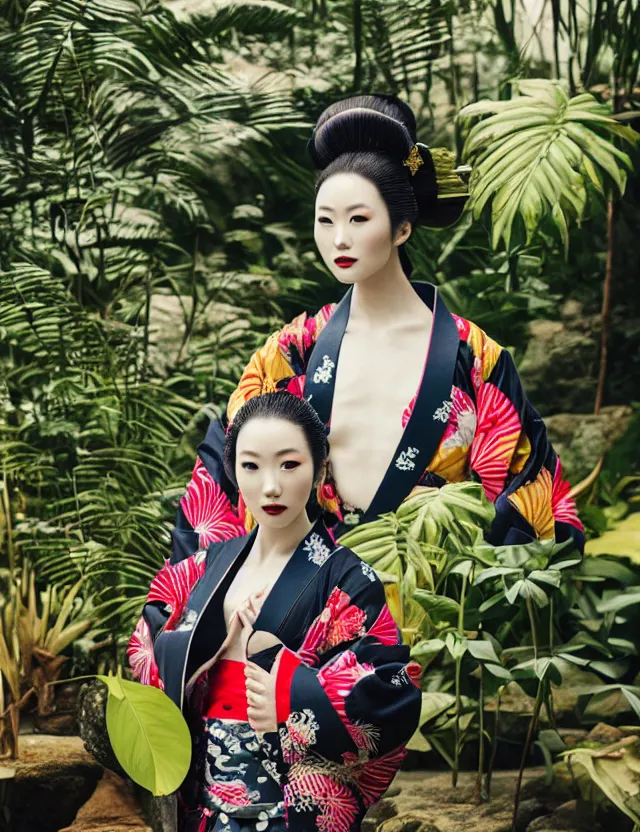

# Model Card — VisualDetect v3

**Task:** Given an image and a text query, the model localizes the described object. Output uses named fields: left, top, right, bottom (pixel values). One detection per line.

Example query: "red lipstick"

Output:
left=334, top=257, right=358, bottom=269
left=263, top=504, right=287, bottom=515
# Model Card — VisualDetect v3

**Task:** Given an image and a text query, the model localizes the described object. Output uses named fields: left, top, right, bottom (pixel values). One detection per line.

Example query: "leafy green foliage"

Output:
left=459, top=80, right=639, bottom=251
left=101, top=671, right=191, bottom=796
left=0, top=0, right=638, bottom=818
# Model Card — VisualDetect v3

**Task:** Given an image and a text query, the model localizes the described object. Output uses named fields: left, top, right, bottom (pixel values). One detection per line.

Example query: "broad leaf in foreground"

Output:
left=101, top=673, right=191, bottom=796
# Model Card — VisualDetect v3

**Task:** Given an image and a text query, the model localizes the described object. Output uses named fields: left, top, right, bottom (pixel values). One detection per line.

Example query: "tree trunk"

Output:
left=594, top=198, right=616, bottom=414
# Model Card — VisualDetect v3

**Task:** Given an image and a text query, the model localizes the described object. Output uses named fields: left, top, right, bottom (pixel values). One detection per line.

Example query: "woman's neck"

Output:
left=253, top=511, right=315, bottom=562
left=349, top=251, right=428, bottom=327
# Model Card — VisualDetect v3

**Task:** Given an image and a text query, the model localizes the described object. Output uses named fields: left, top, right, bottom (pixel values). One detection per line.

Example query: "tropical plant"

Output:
left=0, top=561, right=92, bottom=758
left=458, top=79, right=639, bottom=252
left=339, top=479, right=640, bottom=817
left=562, top=736, right=640, bottom=827
left=0, top=0, right=306, bottom=640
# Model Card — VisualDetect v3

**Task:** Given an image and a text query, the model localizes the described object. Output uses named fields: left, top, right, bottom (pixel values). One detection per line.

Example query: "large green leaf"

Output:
left=585, top=513, right=640, bottom=563
left=100, top=673, right=191, bottom=796
left=563, top=737, right=640, bottom=826
left=459, top=80, right=639, bottom=252
left=413, top=589, right=460, bottom=624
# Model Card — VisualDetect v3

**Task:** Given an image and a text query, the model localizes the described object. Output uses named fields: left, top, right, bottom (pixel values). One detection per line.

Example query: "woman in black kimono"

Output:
left=129, top=391, right=422, bottom=832
left=166, top=94, right=583, bottom=572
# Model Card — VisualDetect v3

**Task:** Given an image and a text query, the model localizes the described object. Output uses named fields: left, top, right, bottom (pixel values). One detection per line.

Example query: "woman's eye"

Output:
left=282, top=460, right=301, bottom=470
left=317, top=217, right=332, bottom=225
left=351, top=215, right=368, bottom=223
left=241, top=462, right=258, bottom=471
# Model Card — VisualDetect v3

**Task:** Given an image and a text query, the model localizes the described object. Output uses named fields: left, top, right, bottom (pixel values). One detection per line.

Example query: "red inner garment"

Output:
left=204, top=659, right=248, bottom=720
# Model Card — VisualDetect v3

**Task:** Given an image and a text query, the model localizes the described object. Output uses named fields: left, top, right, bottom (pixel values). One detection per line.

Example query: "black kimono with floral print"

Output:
left=129, top=518, right=422, bottom=832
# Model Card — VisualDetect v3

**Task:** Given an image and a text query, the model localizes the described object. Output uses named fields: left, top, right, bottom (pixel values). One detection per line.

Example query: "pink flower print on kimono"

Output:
left=180, top=458, right=246, bottom=547
left=342, top=744, right=407, bottom=808
left=298, top=589, right=367, bottom=665
left=127, top=617, right=164, bottom=689
left=285, top=374, right=306, bottom=400
left=552, top=458, right=581, bottom=528
left=403, top=386, right=476, bottom=448
left=441, top=387, right=477, bottom=450
left=284, top=761, right=360, bottom=832
left=146, top=553, right=207, bottom=632
left=366, top=603, right=401, bottom=645
left=280, top=709, right=321, bottom=764
left=317, top=651, right=379, bottom=751
left=207, top=780, right=254, bottom=807
left=470, top=381, right=522, bottom=502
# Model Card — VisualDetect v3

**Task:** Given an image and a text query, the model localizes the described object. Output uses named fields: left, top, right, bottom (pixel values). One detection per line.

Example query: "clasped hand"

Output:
left=230, top=589, right=280, bottom=735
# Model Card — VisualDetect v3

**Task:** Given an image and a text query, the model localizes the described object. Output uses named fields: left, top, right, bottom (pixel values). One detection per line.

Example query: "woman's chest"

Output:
left=328, top=330, right=431, bottom=508
left=222, top=558, right=286, bottom=631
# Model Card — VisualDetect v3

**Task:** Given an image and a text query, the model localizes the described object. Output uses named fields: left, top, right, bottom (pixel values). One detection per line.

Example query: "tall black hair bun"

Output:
left=309, top=95, right=470, bottom=230
left=308, top=94, right=417, bottom=170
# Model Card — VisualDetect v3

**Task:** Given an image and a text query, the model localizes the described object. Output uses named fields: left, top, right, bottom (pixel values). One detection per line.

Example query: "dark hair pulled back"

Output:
left=223, top=392, right=328, bottom=490
left=309, top=95, right=440, bottom=276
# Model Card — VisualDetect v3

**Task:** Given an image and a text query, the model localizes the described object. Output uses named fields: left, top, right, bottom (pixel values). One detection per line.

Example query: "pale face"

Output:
left=314, top=172, right=411, bottom=284
left=235, top=417, right=315, bottom=529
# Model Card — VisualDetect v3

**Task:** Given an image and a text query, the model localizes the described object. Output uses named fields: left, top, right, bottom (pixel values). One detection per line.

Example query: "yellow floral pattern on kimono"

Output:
left=175, top=299, right=582, bottom=557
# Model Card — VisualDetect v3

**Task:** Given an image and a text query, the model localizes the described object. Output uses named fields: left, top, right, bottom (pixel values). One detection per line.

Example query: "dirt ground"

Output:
left=369, top=768, right=547, bottom=832
left=59, top=769, right=151, bottom=832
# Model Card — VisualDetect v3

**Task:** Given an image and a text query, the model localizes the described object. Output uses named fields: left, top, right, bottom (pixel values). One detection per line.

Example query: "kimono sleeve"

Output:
left=127, top=551, right=207, bottom=689
left=267, top=562, right=421, bottom=777
left=470, top=345, right=584, bottom=551
left=171, top=307, right=335, bottom=565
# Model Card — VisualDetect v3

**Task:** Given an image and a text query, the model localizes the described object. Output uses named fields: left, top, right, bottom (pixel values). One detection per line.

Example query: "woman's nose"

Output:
left=263, top=475, right=282, bottom=499
left=334, top=224, right=351, bottom=249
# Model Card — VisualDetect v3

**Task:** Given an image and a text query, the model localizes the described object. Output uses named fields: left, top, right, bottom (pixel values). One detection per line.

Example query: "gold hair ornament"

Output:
left=429, top=147, right=471, bottom=198
left=403, top=144, right=424, bottom=176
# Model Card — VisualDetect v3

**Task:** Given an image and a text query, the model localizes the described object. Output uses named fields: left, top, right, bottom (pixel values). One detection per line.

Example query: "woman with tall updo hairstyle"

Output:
left=128, top=392, right=420, bottom=831
left=165, top=93, right=583, bottom=555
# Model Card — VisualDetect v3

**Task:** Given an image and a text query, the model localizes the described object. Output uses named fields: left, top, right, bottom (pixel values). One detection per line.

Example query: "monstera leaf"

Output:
left=459, top=79, right=639, bottom=251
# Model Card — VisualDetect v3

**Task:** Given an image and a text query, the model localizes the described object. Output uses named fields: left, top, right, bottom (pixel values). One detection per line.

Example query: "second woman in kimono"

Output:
left=128, top=391, right=422, bottom=832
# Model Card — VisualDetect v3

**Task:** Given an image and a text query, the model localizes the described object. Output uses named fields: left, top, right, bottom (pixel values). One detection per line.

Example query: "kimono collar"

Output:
left=254, top=516, right=336, bottom=635
left=303, top=282, right=459, bottom=528
left=174, top=517, right=337, bottom=708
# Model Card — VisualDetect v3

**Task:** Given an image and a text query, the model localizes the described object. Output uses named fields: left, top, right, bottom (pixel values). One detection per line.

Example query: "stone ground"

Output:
left=367, top=769, right=545, bottom=832
left=0, top=736, right=612, bottom=832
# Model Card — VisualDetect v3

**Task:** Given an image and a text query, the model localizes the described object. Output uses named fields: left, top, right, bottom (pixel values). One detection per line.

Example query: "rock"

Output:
left=518, top=314, right=599, bottom=418
left=77, top=680, right=125, bottom=777
left=585, top=723, right=624, bottom=745
left=59, top=770, right=151, bottom=831
left=1, top=735, right=103, bottom=832
left=515, top=798, right=551, bottom=832
left=526, top=800, right=604, bottom=831
left=544, top=406, right=633, bottom=484
left=363, top=796, right=399, bottom=830
left=371, top=769, right=547, bottom=832
left=35, top=682, right=83, bottom=736
left=378, top=815, right=442, bottom=832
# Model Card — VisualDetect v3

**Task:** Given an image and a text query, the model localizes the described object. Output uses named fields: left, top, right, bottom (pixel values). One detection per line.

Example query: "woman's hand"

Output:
left=235, top=588, right=267, bottom=631
left=245, top=662, right=277, bottom=734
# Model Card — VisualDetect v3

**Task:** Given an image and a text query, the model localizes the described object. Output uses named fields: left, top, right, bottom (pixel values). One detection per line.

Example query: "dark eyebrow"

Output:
left=317, top=203, right=370, bottom=213
left=238, top=448, right=302, bottom=458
